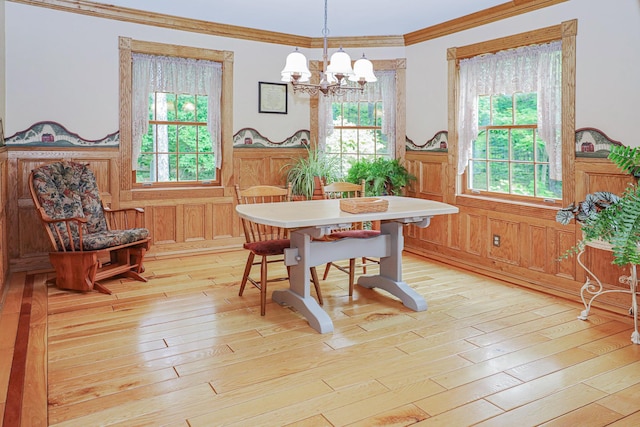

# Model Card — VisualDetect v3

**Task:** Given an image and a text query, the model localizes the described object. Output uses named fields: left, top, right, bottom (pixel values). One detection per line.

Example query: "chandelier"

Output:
left=280, top=0, right=377, bottom=96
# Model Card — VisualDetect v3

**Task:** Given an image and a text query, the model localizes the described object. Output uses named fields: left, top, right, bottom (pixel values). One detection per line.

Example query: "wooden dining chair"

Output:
left=320, top=180, right=381, bottom=296
left=235, top=184, right=323, bottom=315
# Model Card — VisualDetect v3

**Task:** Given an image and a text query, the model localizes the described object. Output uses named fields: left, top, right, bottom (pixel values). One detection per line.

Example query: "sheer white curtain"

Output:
left=131, top=53, right=223, bottom=169
left=457, top=41, right=562, bottom=180
left=319, top=70, right=396, bottom=156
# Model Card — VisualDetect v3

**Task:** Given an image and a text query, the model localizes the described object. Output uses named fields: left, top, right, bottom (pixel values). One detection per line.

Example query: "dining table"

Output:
left=235, top=195, right=459, bottom=333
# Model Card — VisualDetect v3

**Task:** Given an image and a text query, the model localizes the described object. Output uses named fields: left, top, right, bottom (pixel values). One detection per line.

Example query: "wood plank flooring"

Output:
left=1, top=249, right=640, bottom=426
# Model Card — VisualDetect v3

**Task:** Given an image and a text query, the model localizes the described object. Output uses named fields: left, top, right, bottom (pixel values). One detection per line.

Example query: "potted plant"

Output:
left=345, top=157, right=416, bottom=196
left=556, top=144, right=640, bottom=266
left=281, top=145, right=340, bottom=200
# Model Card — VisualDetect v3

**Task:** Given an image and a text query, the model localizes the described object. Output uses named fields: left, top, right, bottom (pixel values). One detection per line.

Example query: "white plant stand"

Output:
left=576, top=240, right=639, bottom=344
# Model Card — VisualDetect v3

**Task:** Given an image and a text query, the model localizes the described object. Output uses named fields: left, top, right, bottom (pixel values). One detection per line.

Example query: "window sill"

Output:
left=455, top=193, right=560, bottom=220
left=130, top=185, right=226, bottom=201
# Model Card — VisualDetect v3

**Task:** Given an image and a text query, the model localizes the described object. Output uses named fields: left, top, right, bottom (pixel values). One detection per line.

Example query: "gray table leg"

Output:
left=357, top=221, right=428, bottom=312
left=273, top=229, right=334, bottom=333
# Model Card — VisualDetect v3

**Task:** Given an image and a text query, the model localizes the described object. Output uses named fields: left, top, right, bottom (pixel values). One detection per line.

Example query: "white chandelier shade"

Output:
left=350, top=54, right=377, bottom=83
left=280, top=49, right=311, bottom=83
left=280, top=0, right=376, bottom=96
left=325, top=48, right=354, bottom=77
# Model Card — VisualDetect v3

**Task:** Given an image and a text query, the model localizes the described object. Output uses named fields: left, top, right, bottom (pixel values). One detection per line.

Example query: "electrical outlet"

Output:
left=493, top=234, right=501, bottom=247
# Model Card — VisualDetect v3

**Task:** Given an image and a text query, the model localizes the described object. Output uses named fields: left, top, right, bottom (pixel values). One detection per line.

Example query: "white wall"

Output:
left=5, top=1, right=639, bottom=147
left=3, top=3, right=309, bottom=141
left=3, top=3, right=404, bottom=143
left=406, top=0, right=640, bottom=148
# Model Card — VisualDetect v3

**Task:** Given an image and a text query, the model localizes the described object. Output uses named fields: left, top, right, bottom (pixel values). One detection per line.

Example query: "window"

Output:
left=469, top=92, right=561, bottom=199
left=450, top=23, right=576, bottom=205
left=312, top=63, right=404, bottom=176
left=325, top=101, right=390, bottom=176
left=119, top=38, right=233, bottom=190
left=137, top=92, right=215, bottom=183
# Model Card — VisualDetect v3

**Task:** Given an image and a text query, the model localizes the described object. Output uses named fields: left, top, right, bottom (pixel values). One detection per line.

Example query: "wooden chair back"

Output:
left=321, top=180, right=366, bottom=200
left=321, top=180, right=366, bottom=231
left=234, top=184, right=292, bottom=243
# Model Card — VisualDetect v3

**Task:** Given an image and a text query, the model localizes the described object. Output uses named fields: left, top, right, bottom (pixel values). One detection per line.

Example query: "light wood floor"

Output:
left=2, top=249, right=640, bottom=426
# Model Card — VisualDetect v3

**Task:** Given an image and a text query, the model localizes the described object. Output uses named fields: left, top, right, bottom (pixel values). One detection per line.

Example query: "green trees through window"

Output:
left=469, top=92, right=561, bottom=199
left=325, top=101, right=390, bottom=176
left=137, top=92, right=215, bottom=183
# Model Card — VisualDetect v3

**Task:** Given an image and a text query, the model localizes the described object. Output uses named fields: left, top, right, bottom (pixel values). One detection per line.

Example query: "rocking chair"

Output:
left=29, top=161, right=151, bottom=295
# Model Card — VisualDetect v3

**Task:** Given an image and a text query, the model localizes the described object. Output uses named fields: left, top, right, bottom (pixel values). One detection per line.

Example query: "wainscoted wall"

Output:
left=404, top=150, right=635, bottom=312
left=7, top=139, right=308, bottom=273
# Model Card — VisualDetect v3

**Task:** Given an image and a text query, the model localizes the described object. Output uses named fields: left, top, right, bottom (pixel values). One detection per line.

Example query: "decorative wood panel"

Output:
left=488, top=219, right=519, bottom=265
left=465, top=213, right=483, bottom=256
left=212, top=203, right=235, bottom=239
left=184, top=204, right=206, bottom=242
left=151, top=206, right=177, bottom=244
left=236, top=158, right=267, bottom=188
left=528, top=225, right=547, bottom=272
left=419, top=215, right=448, bottom=247
left=19, top=208, right=50, bottom=257
left=419, top=160, right=445, bottom=198
left=555, top=230, right=576, bottom=279
left=233, top=148, right=301, bottom=189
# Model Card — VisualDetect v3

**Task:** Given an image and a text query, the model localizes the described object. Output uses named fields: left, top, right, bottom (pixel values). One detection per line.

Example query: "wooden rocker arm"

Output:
left=37, top=207, right=88, bottom=252
left=103, top=206, right=145, bottom=229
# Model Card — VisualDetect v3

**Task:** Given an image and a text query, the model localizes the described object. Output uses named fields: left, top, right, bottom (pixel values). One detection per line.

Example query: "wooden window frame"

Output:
left=447, top=20, right=577, bottom=207
left=119, top=37, right=234, bottom=193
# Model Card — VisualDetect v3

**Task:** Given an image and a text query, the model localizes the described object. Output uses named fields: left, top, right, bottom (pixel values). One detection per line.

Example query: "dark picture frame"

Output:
left=0, top=118, right=4, bottom=147
left=258, top=82, right=288, bottom=114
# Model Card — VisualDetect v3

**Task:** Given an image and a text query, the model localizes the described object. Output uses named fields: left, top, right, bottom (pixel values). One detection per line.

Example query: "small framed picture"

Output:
left=258, top=82, right=288, bottom=114
left=0, top=118, right=4, bottom=147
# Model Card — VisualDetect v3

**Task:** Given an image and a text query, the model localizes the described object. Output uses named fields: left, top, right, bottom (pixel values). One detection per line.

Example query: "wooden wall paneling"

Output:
left=404, top=157, right=420, bottom=197
left=465, top=212, right=484, bottom=256
left=527, top=225, right=548, bottom=273
left=235, top=156, right=267, bottom=189
left=18, top=208, right=50, bottom=257
left=183, top=204, right=207, bottom=242
left=487, top=218, right=520, bottom=265
left=233, top=148, right=305, bottom=188
left=269, top=157, right=293, bottom=186
left=151, top=206, right=177, bottom=244
left=448, top=209, right=462, bottom=251
left=212, top=202, right=235, bottom=239
left=555, top=229, right=576, bottom=280
left=419, top=159, right=445, bottom=198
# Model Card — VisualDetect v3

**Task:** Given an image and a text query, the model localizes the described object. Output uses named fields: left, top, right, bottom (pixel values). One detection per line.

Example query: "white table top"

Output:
left=235, top=196, right=459, bottom=229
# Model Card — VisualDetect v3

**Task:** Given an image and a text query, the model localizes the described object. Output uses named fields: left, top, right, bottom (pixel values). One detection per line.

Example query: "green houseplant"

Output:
left=556, top=144, right=640, bottom=266
left=345, top=157, right=416, bottom=196
left=281, top=145, right=340, bottom=200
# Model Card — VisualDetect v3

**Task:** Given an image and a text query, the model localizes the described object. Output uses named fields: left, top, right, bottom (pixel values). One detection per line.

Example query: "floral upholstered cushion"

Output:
left=32, top=161, right=149, bottom=251
left=80, top=228, right=150, bottom=251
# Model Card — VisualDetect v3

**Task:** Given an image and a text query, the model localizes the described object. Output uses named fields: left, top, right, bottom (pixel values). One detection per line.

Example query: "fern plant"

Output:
left=559, top=144, right=640, bottom=266
left=345, top=157, right=416, bottom=196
